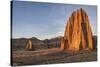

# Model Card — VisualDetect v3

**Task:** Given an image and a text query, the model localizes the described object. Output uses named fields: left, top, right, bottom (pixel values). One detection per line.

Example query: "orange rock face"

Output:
left=60, top=8, right=93, bottom=51
left=26, top=39, right=33, bottom=50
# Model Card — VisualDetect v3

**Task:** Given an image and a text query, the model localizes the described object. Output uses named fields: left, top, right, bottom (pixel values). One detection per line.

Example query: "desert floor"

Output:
left=12, top=48, right=97, bottom=66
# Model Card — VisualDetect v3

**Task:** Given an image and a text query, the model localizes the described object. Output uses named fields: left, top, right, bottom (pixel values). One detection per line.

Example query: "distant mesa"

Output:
left=31, top=37, right=39, bottom=40
left=60, top=8, right=94, bottom=51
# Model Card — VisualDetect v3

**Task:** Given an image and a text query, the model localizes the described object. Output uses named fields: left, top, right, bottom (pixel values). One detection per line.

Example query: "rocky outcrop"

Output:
left=26, top=39, right=34, bottom=50
left=61, top=8, right=93, bottom=51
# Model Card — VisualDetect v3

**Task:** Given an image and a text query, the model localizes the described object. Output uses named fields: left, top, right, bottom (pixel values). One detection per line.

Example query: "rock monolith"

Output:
left=60, top=8, right=93, bottom=51
left=26, top=39, right=34, bottom=50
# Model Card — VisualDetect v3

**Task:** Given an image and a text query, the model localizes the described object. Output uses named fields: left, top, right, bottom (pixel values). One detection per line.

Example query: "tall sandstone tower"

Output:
left=60, top=8, right=93, bottom=51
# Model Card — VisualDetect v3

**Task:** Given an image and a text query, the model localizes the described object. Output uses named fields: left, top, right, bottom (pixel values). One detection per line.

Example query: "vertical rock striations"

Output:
left=26, top=39, right=34, bottom=50
left=61, top=8, right=93, bottom=51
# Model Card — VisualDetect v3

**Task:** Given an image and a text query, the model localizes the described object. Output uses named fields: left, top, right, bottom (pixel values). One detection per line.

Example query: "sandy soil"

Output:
left=12, top=48, right=97, bottom=66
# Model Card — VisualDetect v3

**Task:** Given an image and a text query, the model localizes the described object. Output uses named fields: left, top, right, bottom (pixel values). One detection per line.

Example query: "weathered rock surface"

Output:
left=61, top=8, right=93, bottom=51
left=26, top=39, right=34, bottom=50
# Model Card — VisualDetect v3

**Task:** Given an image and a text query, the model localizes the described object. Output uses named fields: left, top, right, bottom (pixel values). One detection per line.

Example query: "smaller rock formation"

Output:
left=26, top=39, right=34, bottom=50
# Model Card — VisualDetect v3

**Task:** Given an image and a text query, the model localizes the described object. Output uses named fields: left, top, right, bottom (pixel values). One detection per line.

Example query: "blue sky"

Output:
left=12, top=1, right=97, bottom=40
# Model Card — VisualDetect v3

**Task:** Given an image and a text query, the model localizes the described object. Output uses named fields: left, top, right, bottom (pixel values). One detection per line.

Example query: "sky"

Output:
left=12, top=1, right=97, bottom=40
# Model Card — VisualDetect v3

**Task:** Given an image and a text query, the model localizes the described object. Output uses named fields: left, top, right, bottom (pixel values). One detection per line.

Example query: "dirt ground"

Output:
left=12, top=48, right=97, bottom=66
